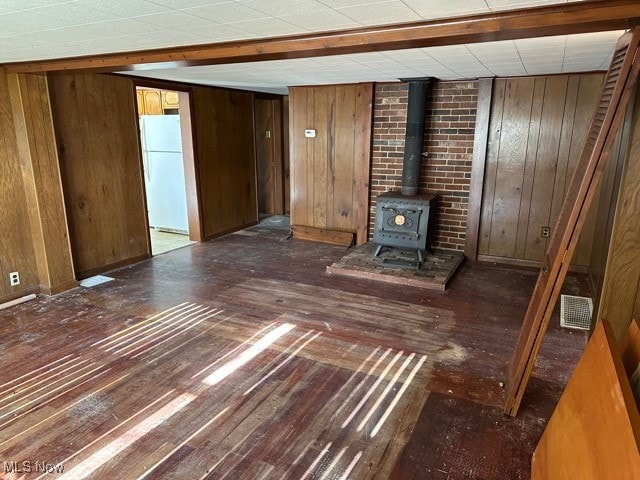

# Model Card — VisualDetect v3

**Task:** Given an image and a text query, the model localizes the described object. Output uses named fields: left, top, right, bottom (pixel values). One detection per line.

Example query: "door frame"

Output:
left=254, top=92, right=286, bottom=216
left=132, top=78, right=204, bottom=243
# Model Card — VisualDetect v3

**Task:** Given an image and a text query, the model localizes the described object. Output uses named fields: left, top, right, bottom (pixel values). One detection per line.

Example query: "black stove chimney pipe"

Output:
left=401, top=79, right=432, bottom=196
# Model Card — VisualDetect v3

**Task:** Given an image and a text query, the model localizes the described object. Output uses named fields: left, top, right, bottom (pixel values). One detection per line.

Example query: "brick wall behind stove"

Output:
left=369, top=80, right=478, bottom=251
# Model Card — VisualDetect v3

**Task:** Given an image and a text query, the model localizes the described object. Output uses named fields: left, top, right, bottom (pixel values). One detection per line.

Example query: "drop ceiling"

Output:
left=0, top=0, right=624, bottom=93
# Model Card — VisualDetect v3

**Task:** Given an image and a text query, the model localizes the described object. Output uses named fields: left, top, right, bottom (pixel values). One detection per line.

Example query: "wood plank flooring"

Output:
left=0, top=226, right=588, bottom=479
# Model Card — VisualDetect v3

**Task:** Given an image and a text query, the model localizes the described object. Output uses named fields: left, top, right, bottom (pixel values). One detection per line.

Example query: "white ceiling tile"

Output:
left=403, top=0, right=488, bottom=19
left=565, top=30, right=626, bottom=46
left=0, top=0, right=75, bottom=15
left=34, top=3, right=119, bottom=23
left=347, top=52, right=393, bottom=63
left=79, top=0, right=170, bottom=17
left=0, top=35, right=44, bottom=50
left=279, top=9, right=360, bottom=30
left=515, top=35, right=566, bottom=50
left=486, top=0, right=568, bottom=10
left=0, top=11, right=64, bottom=35
left=184, top=2, right=268, bottom=24
left=238, top=0, right=328, bottom=17
left=467, top=40, right=518, bottom=54
left=384, top=48, right=429, bottom=61
left=178, top=23, right=253, bottom=41
left=151, top=0, right=233, bottom=8
left=319, top=0, right=390, bottom=7
left=337, top=1, right=421, bottom=26
left=231, top=17, right=308, bottom=36
left=135, top=11, right=216, bottom=29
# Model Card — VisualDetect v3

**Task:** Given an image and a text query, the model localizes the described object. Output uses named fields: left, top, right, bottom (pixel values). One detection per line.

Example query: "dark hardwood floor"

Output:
left=0, top=226, right=588, bottom=479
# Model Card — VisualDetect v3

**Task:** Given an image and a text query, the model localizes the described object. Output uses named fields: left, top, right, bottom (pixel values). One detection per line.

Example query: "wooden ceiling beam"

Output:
left=2, top=0, right=640, bottom=74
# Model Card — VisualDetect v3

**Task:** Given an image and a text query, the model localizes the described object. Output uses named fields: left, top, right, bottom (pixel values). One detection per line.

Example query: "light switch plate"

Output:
left=304, top=129, right=316, bottom=138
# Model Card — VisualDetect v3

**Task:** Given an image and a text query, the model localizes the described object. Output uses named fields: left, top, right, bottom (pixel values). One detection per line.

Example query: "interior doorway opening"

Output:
left=254, top=93, right=290, bottom=229
left=136, top=87, right=197, bottom=256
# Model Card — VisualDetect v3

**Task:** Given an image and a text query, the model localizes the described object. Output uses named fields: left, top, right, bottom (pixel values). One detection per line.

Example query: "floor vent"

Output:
left=560, top=295, right=593, bottom=331
left=79, top=275, right=115, bottom=288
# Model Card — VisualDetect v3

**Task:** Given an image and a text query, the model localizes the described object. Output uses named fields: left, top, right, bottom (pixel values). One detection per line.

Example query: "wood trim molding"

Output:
left=203, top=221, right=260, bottom=242
left=355, top=83, right=374, bottom=246
left=3, top=0, right=639, bottom=74
left=131, top=80, right=153, bottom=258
left=178, top=91, right=205, bottom=243
left=476, top=254, right=589, bottom=274
left=41, top=279, right=79, bottom=296
left=0, top=287, right=41, bottom=306
left=464, top=77, right=493, bottom=261
left=76, top=253, right=151, bottom=280
left=292, top=225, right=355, bottom=247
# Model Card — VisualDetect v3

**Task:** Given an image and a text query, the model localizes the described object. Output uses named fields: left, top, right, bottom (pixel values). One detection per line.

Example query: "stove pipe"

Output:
left=401, top=79, right=432, bottom=196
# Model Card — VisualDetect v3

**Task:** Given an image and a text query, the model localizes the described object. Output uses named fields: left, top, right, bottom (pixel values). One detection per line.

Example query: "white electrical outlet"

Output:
left=9, top=272, right=20, bottom=286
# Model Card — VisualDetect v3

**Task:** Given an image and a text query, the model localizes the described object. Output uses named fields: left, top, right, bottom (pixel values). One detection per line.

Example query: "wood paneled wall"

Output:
left=588, top=104, right=632, bottom=306
left=598, top=86, right=640, bottom=341
left=191, top=86, right=257, bottom=239
left=289, top=84, right=373, bottom=244
left=49, top=73, right=150, bottom=278
left=283, top=95, right=291, bottom=214
left=478, top=73, right=604, bottom=267
left=8, top=73, right=76, bottom=294
left=0, top=71, right=40, bottom=300
left=255, top=97, right=284, bottom=215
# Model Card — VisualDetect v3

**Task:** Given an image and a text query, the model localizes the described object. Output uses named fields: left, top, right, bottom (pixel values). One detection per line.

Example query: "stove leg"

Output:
left=374, top=245, right=384, bottom=257
left=417, top=249, right=424, bottom=264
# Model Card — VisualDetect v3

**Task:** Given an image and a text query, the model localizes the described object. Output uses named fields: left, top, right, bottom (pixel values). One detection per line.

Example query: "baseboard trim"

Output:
left=0, top=286, right=40, bottom=306
left=291, top=225, right=354, bottom=247
left=41, top=279, right=79, bottom=295
left=476, top=254, right=589, bottom=273
left=204, top=221, right=260, bottom=241
left=76, top=253, right=151, bottom=280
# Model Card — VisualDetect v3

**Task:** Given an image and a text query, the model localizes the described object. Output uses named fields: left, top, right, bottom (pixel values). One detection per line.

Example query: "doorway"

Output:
left=254, top=94, right=289, bottom=223
left=136, top=87, right=197, bottom=255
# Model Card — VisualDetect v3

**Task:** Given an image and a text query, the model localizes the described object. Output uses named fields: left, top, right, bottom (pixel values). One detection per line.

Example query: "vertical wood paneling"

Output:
left=333, top=85, right=356, bottom=233
left=49, top=73, right=150, bottom=278
left=178, top=91, right=204, bottom=242
left=514, top=77, right=545, bottom=260
left=313, top=87, right=329, bottom=229
left=478, top=79, right=506, bottom=255
left=7, top=73, right=75, bottom=294
left=598, top=86, right=640, bottom=341
left=488, top=78, right=535, bottom=258
left=283, top=95, right=290, bottom=214
left=525, top=76, right=568, bottom=261
left=353, top=84, right=373, bottom=245
left=255, top=98, right=276, bottom=214
left=589, top=107, right=630, bottom=307
left=465, top=78, right=494, bottom=260
left=0, top=70, right=39, bottom=299
left=191, top=86, right=257, bottom=238
left=289, top=84, right=372, bottom=244
left=478, top=73, right=605, bottom=267
left=254, top=96, right=284, bottom=215
left=272, top=98, right=284, bottom=215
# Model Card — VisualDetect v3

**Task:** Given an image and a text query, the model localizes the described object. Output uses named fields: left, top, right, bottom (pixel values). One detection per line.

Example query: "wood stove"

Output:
left=373, top=78, right=438, bottom=264
left=373, top=192, right=437, bottom=262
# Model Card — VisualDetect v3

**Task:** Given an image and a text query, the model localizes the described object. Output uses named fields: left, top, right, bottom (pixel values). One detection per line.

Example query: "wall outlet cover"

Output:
left=9, top=272, right=20, bottom=286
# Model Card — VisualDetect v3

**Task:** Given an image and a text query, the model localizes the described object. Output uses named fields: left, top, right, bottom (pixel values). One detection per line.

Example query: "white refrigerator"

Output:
left=139, top=115, right=189, bottom=233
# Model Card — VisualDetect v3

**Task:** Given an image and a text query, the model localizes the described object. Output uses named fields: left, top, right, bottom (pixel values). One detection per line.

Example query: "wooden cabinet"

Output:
left=162, top=91, right=179, bottom=110
left=532, top=319, right=640, bottom=478
left=136, top=88, right=179, bottom=115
